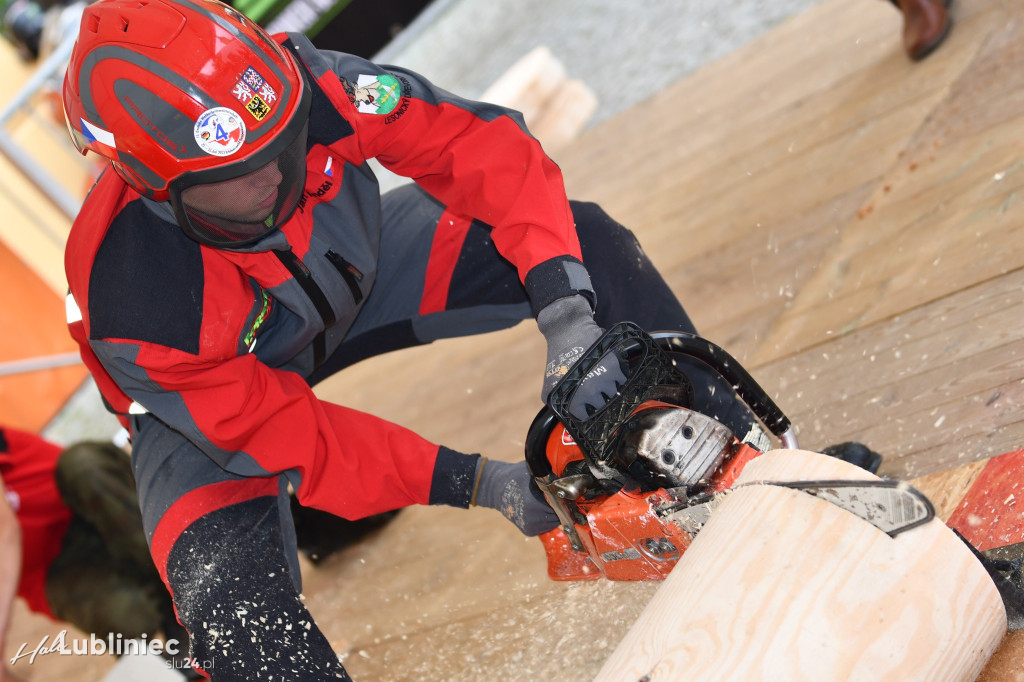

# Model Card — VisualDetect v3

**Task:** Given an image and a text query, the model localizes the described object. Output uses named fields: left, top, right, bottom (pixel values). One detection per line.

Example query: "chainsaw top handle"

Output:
left=535, top=322, right=795, bottom=475
left=649, top=330, right=795, bottom=444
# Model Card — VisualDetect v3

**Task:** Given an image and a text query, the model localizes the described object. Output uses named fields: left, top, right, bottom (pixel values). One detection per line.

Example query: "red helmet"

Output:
left=62, top=0, right=311, bottom=246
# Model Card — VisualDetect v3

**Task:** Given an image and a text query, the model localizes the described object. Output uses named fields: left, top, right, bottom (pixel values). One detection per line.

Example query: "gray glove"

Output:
left=537, top=295, right=626, bottom=418
left=471, top=458, right=559, bottom=536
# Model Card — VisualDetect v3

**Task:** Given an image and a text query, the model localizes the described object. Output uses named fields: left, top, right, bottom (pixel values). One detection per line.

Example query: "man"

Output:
left=890, top=0, right=953, bottom=60
left=0, top=426, right=194, bottom=680
left=60, top=0, right=781, bottom=678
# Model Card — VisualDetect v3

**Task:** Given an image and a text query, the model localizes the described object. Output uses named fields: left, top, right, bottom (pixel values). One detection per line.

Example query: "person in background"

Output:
left=889, top=0, right=952, bottom=60
left=0, top=425, right=198, bottom=680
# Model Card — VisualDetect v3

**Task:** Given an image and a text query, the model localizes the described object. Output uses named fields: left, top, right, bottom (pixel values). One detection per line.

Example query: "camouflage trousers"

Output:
left=44, top=441, right=179, bottom=642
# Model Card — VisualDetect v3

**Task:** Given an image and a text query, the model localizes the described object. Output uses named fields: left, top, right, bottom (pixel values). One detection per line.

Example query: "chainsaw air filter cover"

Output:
left=615, top=404, right=734, bottom=491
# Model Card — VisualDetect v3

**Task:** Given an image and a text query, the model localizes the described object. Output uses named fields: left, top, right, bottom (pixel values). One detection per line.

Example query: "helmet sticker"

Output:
left=194, top=107, right=247, bottom=156
left=79, top=118, right=117, bottom=154
left=233, top=66, right=278, bottom=121
left=241, top=66, right=266, bottom=91
left=231, top=80, right=254, bottom=102
left=246, top=95, right=271, bottom=121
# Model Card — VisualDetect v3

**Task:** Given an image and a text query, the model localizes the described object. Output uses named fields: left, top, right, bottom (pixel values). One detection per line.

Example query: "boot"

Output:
left=821, top=442, right=883, bottom=474
left=894, top=0, right=952, bottom=61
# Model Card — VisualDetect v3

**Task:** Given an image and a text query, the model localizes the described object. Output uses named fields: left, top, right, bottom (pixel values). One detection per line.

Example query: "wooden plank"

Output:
left=755, top=269, right=1024, bottom=399
left=299, top=501, right=661, bottom=681
left=753, top=3, right=1024, bottom=360
left=560, top=0, right=994, bottom=222
left=530, top=78, right=598, bottom=154
left=547, top=6, right=1015, bottom=380
left=552, top=2, right=1020, bottom=389
left=479, top=46, right=598, bottom=154
left=560, top=0, right=903, bottom=202
left=751, top=269, right=1024, bottom=477
left=659, top=182, right=877, bottom=360
left=752, top=136, right=1024, bottom=362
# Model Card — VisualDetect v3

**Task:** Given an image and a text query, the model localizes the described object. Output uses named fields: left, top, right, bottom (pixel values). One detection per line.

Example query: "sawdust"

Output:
left=293, top=503, right=662, bottom=681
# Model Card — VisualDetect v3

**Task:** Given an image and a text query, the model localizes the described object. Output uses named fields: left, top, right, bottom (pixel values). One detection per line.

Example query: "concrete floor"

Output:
left=374, top=0, right=832, bottom=128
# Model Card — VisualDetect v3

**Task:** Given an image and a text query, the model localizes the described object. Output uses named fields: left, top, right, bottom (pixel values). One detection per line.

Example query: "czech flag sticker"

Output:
left=78, top=118, right=116, bottom=156
left=194, top=107, right=246, bottom=157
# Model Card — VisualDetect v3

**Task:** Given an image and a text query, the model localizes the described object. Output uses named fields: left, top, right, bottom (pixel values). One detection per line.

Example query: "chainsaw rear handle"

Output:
left=537, top=323, right=796, bottom=474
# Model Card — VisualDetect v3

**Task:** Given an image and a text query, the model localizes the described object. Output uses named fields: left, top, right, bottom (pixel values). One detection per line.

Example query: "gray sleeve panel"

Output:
left=91, top=339, right=279, bottom=481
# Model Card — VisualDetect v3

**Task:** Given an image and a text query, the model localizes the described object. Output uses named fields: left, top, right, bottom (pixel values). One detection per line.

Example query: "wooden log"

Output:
left=528, top=78, right=598, bottom=154
left=594, top=449, right=1007, bottom=682
left=479, top=46, right=568, bottom=125
left=479, top=45, right=597, bottom=152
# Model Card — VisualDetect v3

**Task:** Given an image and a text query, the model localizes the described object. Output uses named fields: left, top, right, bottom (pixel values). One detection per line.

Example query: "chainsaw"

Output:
left=525, top=322, right=933, bottom=582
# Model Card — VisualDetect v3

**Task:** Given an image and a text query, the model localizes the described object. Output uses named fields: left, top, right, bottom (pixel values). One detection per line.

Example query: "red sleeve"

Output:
left=313, top=56, right=583, bottom=284
left=129, top=343, right=443, bottom=519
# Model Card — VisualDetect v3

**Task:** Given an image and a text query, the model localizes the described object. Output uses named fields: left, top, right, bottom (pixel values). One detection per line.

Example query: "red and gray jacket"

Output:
left=64, top=33, right=592, bottom=520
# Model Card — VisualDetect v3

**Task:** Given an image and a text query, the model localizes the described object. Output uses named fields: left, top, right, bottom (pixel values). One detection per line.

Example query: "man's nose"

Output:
left=252, top=159, right=283, bottom=186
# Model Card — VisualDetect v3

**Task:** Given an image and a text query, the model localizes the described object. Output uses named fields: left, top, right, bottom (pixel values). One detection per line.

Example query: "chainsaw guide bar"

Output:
left=659, top=479, right=935, bottom=539
left=770, top=479, right=935, bottom=536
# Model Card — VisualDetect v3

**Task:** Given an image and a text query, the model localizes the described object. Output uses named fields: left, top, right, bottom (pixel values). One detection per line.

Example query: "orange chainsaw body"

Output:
left=538, top=414, right=763, bottom=581
left=531, top=323, right=792, bottom=582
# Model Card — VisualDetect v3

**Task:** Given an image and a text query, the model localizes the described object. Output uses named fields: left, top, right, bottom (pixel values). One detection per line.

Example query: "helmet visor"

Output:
left=169, top=92, right=310, bottom=248
left=171, top=121, right=307, bottom=247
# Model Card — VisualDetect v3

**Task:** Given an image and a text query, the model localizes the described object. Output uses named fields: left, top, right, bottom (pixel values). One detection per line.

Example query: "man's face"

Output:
left=181, top=159, right=283, bottom=225
left=170, top=119, right=309, bottom=247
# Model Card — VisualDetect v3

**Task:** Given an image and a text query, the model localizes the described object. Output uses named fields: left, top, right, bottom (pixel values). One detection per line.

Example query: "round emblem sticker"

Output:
left=194, top=107, right=246, bottom=156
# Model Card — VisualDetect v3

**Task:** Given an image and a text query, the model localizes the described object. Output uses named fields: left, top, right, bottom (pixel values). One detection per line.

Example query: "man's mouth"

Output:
left=256, top=189, right=278, bottom=209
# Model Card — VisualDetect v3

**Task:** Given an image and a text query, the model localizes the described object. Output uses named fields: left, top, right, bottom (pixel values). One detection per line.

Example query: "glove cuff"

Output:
left=536, top=294, right=596, bottom=337
left=524, top=256, right=596, bottom=317
left=428, top=447, right=481, bottom=509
